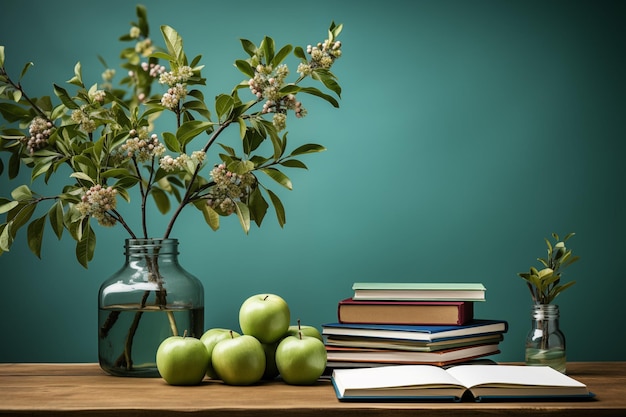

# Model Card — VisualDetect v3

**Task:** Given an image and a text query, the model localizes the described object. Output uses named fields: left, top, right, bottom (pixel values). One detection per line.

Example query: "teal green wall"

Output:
left=1, top=0, right=624, bottom=363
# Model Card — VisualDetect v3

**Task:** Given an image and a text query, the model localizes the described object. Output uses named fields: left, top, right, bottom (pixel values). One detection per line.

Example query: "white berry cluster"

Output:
left=119, top=129, right=166, bottom=162
left=23, top=117, right=53, bottom=154
left=297, top=39, right=342, bottom=76
left=141, top=61, right=167, bottom=78
left=129, top=26, right=141, bottom=39
left=160, top=83, right=187, bottom=109
left=159, top=65, right=194, bottom=86
left=206, top=163, right=256, bottom=215
left=249, top=64, right=289, bottom=102
left=100, top=68, right=116, bottom=90
left=159, top=150, right=206, bottom=172
left=76, top=184, right=118, bottom=227
left=157, top=65, right=193, bottom=109
left=71, top=108, right=96, bottom=133
left=134, top=38, right=154, bottom=57
left=90, top=89, right=106, bottom=104
left=102, top=68, right=116, bottom=82
left=248, top=64, right=306, bottom=131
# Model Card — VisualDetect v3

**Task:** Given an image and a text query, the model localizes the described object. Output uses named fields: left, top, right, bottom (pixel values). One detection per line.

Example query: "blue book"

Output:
left=322, top=319, right=508, bottom=342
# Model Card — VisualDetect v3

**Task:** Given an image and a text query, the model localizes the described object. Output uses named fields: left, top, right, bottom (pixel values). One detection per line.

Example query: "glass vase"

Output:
left=525, top=304, right=566, bottom=373
left=98, top=238, right=204, bottom=377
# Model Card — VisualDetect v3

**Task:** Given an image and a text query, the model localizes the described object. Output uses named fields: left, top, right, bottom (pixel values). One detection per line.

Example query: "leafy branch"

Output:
left=517, top=232, right=580, bottom=304
left=0, top=5, right=344, bottom=268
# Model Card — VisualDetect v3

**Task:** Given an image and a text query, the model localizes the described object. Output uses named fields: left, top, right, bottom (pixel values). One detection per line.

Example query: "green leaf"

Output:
left=8, top=203, right=36, bottom=235
left=261, top=36, right=275, bottom=64
left=0, top=45, right=4, bottom=67
left=227, top=159, right=255, bottom=175
left=240, top=38, right=257, bottom=57
left=149, top=51, right=175, bottom=62
left=101, top=168, right=130, bottom=179
left=235, top=59, right=255, bottom=78
left=235, top=201, right=250, bottom=234
left=280, top=159, right=307, bottom=169
left=11, top=185, right=32, bottom=201
left=0, top=223, right=11, bottom=252
left=27, top=215, right=46, bottom=258
left=279, top=84, right=301, bottom=95
left=151, top=188, right=171, bottom=214
left=67, top=62, right=83, bottom=87
left=12, top=89, right=22, bottom=103
left=194, top=201, right=219, bottom=231
left=237, top=117, right=246, bottom=139
left=31, top=156, right=57, bottom=181
left=271, top=44, right=293, bottom=68
left=311, top=69, right=342, bottom=97
left=75, top=219, right=95, bottom=269
left=176, top=120, right=212, bottom=146
left=267, top=189, right=286, bottom=227
left=162, top=131, right=181, bottom=153
left=136, top=4, right=149, bottom=36
left=215, top=94, right=234, bottom=122
left=0, top=101, right=30, bottom=122
left=53, top=84, right=79, bottom=109
left=289, top=143, right=326, bottom=156
left=48, top=201, right=64, bottom=240
left=160, top=25, right=184, bottom=63
left=248, top=186, right=268, bottom=226
left=260, top=168, right=292, bottom=190
left=294, top=46, right=306, bottom=60
left=0, top=200, right=19, bottom=214
left=19, top=61, right=34, bottom=80
left=269, top=129, right=285, bottom=160
left=70, top=172, right=95, bottom=184
left=298, top=86, right=339, bottom=108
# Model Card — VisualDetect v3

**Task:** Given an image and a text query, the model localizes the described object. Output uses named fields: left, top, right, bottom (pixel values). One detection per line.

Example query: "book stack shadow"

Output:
left=323, top=283, right=508, bottom=370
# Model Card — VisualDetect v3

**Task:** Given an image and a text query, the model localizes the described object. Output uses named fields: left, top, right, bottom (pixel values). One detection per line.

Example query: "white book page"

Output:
left=446, top=365, right=587, bottom=389
left=333, top=365, right=465, bottom=390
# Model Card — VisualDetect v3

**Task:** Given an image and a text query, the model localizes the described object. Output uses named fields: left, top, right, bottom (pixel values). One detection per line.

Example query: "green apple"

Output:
left=261, top=341, right=280, bottom=380
left=211, top=333, right=266, bottom=385
left=156, top=334, right=209, bottom=385
left=200, top=328, right=240, bottom=379
left=285, top=321, right=323, bottom=341
left=238, top=293, right=290, bottom=343
left=275, top=331, right=327, bottom=385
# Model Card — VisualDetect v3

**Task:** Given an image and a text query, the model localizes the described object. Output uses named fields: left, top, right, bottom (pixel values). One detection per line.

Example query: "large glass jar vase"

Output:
left=98, top=238, right=204, bottom=377
left=525, top=304, right=566, bottom=373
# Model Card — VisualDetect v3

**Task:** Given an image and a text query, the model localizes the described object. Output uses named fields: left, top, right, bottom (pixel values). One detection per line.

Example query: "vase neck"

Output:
left=124, top=238, right=179, bottom=257
left=531, top=304, right=559, bottom=320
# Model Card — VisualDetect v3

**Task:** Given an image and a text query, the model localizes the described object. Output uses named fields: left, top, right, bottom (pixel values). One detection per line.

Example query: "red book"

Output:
left=337, top=298, right=473, bottom=325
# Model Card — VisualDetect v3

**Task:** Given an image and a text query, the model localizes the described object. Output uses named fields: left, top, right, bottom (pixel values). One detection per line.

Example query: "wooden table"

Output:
left=0, top=362, right=624, bottom=416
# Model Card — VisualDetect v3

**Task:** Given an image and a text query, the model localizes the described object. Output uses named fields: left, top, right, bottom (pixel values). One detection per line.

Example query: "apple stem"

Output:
left=229, top=330, right=234, bottom=339
left=263, top=295, right=269, bottom=301
left=297, top=318, right=301, bottom=329
left=298, top=330, right=303, bottom=340
left=183, top=329, right=188, bottom=338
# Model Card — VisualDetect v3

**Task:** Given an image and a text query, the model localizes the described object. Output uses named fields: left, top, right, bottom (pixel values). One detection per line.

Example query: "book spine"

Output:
left=337, top=299, right=474, bottom=326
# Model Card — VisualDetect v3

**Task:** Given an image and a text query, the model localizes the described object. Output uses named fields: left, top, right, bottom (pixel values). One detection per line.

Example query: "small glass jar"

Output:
left=98, top=238, right=204, bottom=377
left=525, top=304, right=566, bottom=373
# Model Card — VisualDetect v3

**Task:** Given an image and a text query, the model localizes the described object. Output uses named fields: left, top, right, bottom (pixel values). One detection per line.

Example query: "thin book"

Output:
left=352, top=282, right=486, bottom=302
left=326, top=343, right=501, bottom=367
left=322, top=320, right=508, bottom=343
left=325, top=333, right=504, bottom=352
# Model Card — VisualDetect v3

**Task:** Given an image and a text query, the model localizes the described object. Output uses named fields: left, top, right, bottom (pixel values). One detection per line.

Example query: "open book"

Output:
left=331, top=364, right=594, bottom=402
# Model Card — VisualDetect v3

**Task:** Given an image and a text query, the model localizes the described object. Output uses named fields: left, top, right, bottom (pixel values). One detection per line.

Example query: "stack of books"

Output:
left=323, top=282, right=508, bottom=369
